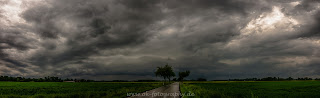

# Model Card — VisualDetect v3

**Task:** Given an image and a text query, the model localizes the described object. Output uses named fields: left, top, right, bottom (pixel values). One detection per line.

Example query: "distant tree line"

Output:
left=173, top=78, right=206, bottom=81
left=0, top=76, right=94, bottom=82
left=227, top=77, right=317, bottom=81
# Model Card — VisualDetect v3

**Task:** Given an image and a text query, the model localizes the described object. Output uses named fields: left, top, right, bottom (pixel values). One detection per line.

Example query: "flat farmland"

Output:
left=0, top=82, right=162, bottom=98
left=180, top=81, right=320, bottom=98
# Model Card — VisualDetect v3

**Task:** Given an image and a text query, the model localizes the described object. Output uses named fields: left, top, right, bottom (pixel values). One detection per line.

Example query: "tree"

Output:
left=155, top=64, right=175, bottom=84
left=286, top=77, right=294, bottom=80
left=178, top=70, right=190, bottom=82
left=172, top=78, right=177, bottom=81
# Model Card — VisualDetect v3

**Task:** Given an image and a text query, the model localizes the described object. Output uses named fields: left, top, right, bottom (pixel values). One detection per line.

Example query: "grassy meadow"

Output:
left=0, top=82, right=162, bottom=98
left=180, top=81, right=320, bottom=98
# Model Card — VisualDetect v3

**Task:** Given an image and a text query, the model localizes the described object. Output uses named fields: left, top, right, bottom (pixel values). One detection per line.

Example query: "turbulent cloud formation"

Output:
left=1, top=0, right=320, bottom=80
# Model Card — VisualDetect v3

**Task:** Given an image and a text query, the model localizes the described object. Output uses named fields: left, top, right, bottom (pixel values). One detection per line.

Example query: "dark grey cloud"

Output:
left=300, top=11, right=320, bottom=37
left=21, top=0, right=164, bottom=67
left=295, top=0, right=319, bottom=12
left=1, top=0, right=320, bottom=80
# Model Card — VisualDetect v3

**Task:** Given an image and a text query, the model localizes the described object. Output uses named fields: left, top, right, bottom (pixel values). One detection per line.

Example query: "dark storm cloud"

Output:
left=285, top=0, right=320, bottom=38
left=0, top=30, right=33, bottom=51
left=295, top=0, right=319, bottom=12
left=300, top=11, right=320, bottom=37
left=2, top=0, right=320, bottom=80
left=2, top=58, right=27, bottom=67
left=21, top=0, right=164, bottom=67
left=165, top=0, right=262, bottom=15
left=0, top=15, right=38, bottom=72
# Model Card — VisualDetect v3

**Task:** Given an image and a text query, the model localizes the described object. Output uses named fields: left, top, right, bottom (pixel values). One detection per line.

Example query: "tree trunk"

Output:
left=163, top=77, right=166, bottom=85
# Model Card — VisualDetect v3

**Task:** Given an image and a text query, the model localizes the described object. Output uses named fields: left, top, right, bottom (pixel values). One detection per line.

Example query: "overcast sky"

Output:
left=1, top=0, right=320, bottom=80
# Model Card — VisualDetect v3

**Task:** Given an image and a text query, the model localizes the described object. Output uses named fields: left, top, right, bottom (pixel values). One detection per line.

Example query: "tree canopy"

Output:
left=155, top=64, right=175, bottom=82
left=178, top=70, right=190, bottom=81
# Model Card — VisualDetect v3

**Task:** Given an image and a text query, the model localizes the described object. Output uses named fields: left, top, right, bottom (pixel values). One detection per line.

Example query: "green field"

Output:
left=180, top=81, right=320, bottom=98
left=0, top=82, right=162, bottom=98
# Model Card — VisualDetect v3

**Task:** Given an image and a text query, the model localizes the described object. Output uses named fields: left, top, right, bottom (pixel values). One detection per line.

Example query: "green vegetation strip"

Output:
left=0, top=82, right=162, bottom=98
left=180, top=81, right=320, bottom=98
